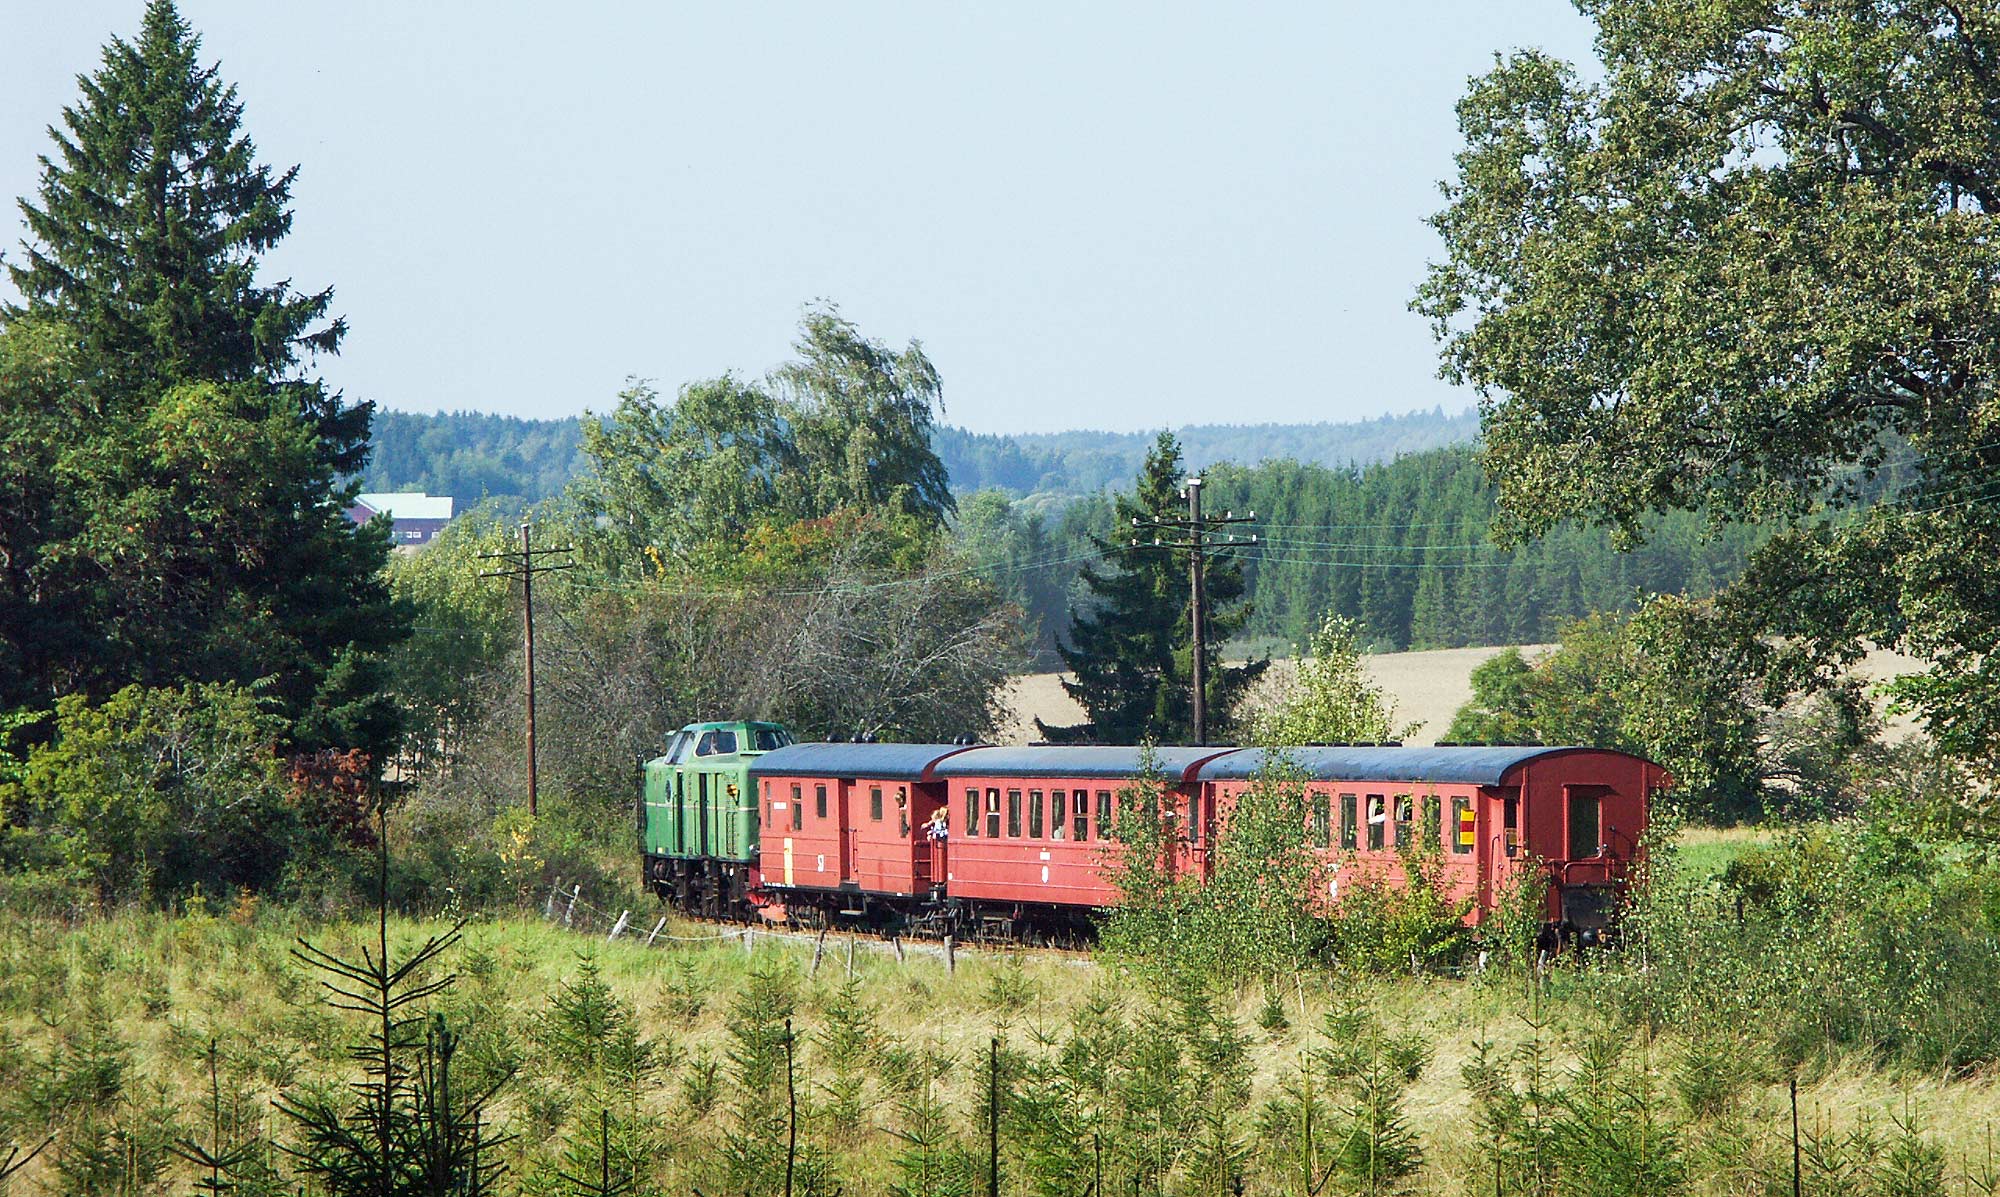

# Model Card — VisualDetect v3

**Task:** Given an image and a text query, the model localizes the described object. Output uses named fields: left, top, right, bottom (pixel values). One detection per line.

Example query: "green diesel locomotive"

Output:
left=639, top=720, right=792, bottom=918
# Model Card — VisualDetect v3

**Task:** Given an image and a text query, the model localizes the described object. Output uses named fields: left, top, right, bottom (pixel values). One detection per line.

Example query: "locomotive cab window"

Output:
left=965, top=789, right=980, bottom=837
left=1366, top=795, right=1386, bottom=850
left=986, top=789, right=1002, bottom=839
left=1340, top=793, right=1357, bottom=850
left=1568, top=789, right=1603, bottom=859
left=870, top=787, right=883, bottom=822
left=1050, top=792, right=1066, bottom=840
left=754, top=728, right=790, bottom=751
left=1028, top=790, right=1044, bottom=838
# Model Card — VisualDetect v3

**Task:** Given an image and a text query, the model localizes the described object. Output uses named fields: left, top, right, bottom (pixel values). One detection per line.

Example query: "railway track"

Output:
left=542, top=881, right=1094, bottom=968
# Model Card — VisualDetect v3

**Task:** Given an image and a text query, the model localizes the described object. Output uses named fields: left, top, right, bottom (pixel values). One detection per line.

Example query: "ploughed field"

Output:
left=1000, top=645, right=1927, bottom=746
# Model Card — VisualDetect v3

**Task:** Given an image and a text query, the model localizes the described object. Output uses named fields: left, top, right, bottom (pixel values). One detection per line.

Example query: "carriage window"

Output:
left=898, top=786, right=910, bottom=835
left=1311, top=792, right=1330, bottom=848
left=1340, top=794, right=1356, bottom=850
left=1504, top=794, right=1520, bottom=854
left=1422, top=797, right=1441, bottom=849
left=1452, top=798, right=1474, bottom=854
left=870, top=787, right=883, bottom=822
left=1050, top=792, right=1067, bottom=840
left=1366, top=795, right=1386, bottom=850
left=1393, top=795, right=1414, bottom=846
left=965, top=789, right=980, bottom=837
left=1007, top=790, right=1023, bottom=837
left=1029, top=790, right=1044, bottom=838
left=1187, top=794, right=1202, bottom=843
left=791, top=784, right=803, bottom=831
left=1568, top=791, right=1602, bottom=859
left=816, top=785, right=827, bottom=819
left=986, top=789, right=1002, bottom=838
left=1096, top=790, right=1112, bottom=839
left=1073, top=792, right=1088, bottom=841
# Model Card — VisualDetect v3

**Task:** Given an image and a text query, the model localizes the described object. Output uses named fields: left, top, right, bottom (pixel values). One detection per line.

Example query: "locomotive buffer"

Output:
left=1133, top=476, right=1256, bottom=745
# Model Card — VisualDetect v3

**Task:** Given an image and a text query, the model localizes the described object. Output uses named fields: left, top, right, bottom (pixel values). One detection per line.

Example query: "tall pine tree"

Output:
left=1040, top=433, right=1264, bottom=744
left=1, top=1, right=404, bottom=758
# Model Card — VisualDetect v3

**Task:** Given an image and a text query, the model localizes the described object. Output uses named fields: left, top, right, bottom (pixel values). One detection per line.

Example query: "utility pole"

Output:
left=1134, top=476, right=1255, bottom=744
left=479, top=522, right=575, bottom=815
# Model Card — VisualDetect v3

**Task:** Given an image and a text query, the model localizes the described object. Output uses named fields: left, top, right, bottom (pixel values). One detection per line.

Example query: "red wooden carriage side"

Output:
left=932, top=746, right=1239, bottom=909
left=748, top=743, right=978, bottom=912
left=1195, top=745, right=1664, bottom=929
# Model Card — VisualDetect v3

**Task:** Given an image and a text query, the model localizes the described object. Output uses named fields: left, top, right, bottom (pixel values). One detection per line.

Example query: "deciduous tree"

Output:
left=1419, top=0, right=2000, bottom=776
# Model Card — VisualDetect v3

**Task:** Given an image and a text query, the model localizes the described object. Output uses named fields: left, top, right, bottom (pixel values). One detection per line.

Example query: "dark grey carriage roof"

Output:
left=1196, top=745, right=1643, bottom=786
left=933, top=745, right=1239, bottom=783
left=747, top=742, right=977, bottom=782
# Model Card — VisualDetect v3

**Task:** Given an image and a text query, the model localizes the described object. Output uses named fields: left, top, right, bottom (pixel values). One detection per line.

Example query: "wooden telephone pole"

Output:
left=479, top=522, right=574, bottom=815
left=1134, top=476, right=1255, bottom=745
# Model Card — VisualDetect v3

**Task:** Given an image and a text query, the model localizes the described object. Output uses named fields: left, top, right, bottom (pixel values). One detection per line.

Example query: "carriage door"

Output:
left=837, top=779, right=857, bottom=885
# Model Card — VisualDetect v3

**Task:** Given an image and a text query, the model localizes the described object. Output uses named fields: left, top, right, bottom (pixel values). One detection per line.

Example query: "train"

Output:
left=637, top=721, right=1664, bottom=947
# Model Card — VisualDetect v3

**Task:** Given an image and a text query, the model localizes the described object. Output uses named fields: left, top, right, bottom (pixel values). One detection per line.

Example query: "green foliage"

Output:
left=0, top=683, right=343, bottom=905
left=575, top=306, right=953, bottom=578
left=1614, top=813, right=2000, bottom=1071
left=537, top=956, right=654, bottom=1089
left=1446, top=603, right=1776, bottom=820
left=279, top=905, right=508, bottom=1197
left=1254, top=613, right=1417, bottom=746
left=1419, top=0, right=2000, bottom=778
left=0, top=2, right=404, bottom=758
left=1323, top=846, right=1473, bottom=976
left=1044, top=433, right=1267, bottom=744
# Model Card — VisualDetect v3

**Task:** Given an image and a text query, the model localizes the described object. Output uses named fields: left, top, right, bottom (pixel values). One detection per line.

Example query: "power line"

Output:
left=478, top=522, right=575, bottom=816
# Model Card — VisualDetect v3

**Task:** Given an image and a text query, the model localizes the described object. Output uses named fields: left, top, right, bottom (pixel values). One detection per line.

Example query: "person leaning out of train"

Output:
left=925, top=807, right=949, bottom=842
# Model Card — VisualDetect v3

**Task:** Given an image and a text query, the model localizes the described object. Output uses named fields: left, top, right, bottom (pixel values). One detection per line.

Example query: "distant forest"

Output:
left=359, top=407, right=1770, bottom=658
left=361, top=406, right=1482, bottom=509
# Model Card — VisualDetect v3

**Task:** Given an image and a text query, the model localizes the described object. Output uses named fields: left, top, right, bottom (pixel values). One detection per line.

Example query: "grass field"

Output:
left=3, top=827, right=1995, bottom=1197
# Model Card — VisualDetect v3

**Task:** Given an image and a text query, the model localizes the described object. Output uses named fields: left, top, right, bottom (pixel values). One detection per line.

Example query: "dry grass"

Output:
left=5, top=902, right=1998, bottom=1194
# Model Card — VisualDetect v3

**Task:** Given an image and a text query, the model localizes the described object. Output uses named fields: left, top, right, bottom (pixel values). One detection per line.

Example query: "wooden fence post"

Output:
left=646, top=916, right=667, bottom=948
left=607, top=910, right=630, bottom=942
left=811, top=928, right=828, bottom=975
left=563, top=884, right=581, bottom=928
left=945, top=934, right=956, bottom=975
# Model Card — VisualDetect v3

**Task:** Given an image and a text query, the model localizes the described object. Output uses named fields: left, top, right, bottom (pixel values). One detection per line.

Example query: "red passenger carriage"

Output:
left=931, top=746, right=1237, bottom=938
left=731, top=738, right=1663, bottom=946
left=1196, top=745, right=1662, bottom=944
left=749, top=742, right=976, bottom=928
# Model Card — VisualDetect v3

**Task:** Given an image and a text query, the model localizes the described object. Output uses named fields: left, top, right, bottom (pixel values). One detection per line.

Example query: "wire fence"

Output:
left=537, top=879, right=991, bottom=973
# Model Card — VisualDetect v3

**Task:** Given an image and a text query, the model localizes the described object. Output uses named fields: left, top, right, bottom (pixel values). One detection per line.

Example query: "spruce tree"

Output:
left=1040, top=432, right=1265, bottom=744
left=0, top=1, right=403, bottom=757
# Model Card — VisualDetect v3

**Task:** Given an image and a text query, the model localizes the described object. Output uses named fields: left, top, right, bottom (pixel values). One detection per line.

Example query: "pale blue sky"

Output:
left=1, top=3, right=1596, bottom=434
